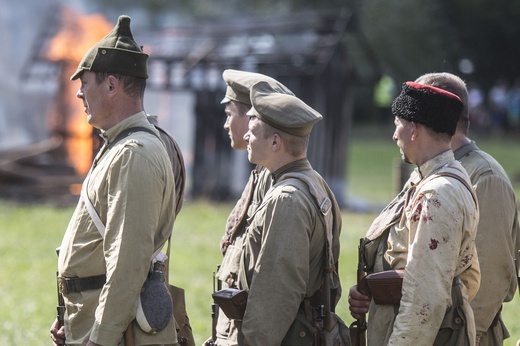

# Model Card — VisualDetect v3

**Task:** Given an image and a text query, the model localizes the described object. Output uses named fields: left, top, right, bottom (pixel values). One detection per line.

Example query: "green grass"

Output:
left=0, top=133, right=519, bottom=345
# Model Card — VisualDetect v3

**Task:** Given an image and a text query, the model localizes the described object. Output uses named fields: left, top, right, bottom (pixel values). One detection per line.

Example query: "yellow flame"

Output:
left=46, top=7, right=112, bottom=175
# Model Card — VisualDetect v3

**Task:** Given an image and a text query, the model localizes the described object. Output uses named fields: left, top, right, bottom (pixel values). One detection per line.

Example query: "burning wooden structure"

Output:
left=12, top=5, right=355, bottom=206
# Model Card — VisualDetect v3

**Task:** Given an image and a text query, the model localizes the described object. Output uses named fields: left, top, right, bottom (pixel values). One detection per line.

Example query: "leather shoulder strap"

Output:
left=434, top=172, right=477, bottom=206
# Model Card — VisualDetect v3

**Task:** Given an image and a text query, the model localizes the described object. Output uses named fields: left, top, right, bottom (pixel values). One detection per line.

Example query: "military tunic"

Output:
left=366, top=150, right=479, bottom=346
left=215, top=166, right=272, bottom=345
left=455, top=142, right=520, bottom=345
left=217, top=159, right=341, bottom=346
left=58, top=112, right=176, bottom=345
left=221, top=166, right=272, bottom=254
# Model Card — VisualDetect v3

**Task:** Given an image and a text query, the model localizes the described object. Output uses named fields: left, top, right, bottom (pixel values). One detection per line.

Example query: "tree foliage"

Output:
left=92, top=0, right=520, bottom=93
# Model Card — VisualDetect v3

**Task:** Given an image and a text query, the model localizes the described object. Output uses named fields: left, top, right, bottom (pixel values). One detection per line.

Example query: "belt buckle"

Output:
left=57, top=277, right=68, bottom=294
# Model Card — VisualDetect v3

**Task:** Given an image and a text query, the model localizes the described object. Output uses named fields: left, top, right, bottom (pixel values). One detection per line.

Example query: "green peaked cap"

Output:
left=70, top=15, right=148, bottom=80
left=247, top=80, right=322, bottom=136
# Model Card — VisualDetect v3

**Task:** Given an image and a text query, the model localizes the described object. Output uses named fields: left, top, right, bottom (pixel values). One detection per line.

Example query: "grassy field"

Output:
left=0, top=132, right=519, bottom=345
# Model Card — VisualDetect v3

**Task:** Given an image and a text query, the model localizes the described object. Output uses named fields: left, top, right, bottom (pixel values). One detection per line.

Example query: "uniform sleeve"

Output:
left=389, top=184, right=467, bottom=345
left=241, top=190, right=314, bottom=345
left=91, top=147, right=166, bottom=345
left=471, top=173, right=518, bottom=334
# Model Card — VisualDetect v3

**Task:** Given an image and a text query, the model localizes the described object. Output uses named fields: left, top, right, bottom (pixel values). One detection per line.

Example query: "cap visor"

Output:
left=220, top=97, right=231, bottom=104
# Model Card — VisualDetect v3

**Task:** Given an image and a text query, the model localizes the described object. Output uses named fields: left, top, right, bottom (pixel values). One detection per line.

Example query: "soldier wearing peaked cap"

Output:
left=348, top=81, right=480, bottom=346
left=209, top=70, right=294, bottom=345
left=50, top=15, right=182, bottom=346
left=218, top=69, right=294, bottom=254
left=214, top=81, right=343, bottom=345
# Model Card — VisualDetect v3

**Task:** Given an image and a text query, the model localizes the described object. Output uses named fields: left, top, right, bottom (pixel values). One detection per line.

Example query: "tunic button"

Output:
left=299, top=331, right=306, bottom=338
left=101, top=49, right=107, bottom=55
left=454, top=316, right=462, bottom=324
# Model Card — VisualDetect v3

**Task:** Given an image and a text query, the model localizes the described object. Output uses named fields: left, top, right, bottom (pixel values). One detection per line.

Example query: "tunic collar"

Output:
left=453, top=141, right=479, bottom=161
left=415, top=150, right=455, bottom=179
left=100, top=111, right=148, bottom=144
left=271, top=158, right=311, bottom=184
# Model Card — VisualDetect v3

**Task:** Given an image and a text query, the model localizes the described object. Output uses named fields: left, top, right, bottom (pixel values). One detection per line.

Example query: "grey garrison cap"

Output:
left=247, top=81, right=322, bottom=136
left=220, top=69, right=294, bottom=106
left=71, top=15, right=148, bottom=80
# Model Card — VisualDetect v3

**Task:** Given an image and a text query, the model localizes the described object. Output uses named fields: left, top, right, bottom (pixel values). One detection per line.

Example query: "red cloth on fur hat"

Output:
left=391, top=81, right=463, bottom=135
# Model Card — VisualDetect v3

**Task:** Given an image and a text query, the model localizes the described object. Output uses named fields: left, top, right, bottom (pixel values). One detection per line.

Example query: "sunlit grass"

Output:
left=0, top=132, right=519, bottom=345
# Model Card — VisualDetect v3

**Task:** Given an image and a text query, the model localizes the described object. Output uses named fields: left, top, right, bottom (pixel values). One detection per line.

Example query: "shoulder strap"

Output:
left=434, top=172, right=478, bottom=206
left=113, top=126, right=160, bottom=144
left=283, top=176, right=339, bottom=311
left=153, top=124, right=187, bottom=217
left=82, top=126, right=169, bottom=262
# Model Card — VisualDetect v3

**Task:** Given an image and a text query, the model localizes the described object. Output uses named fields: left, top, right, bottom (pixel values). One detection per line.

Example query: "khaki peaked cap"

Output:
left=247, top=81, right=322, bottom=136
left=220, top=69, right=293, bottom=106
left=71, top=15, right=148, bottom=81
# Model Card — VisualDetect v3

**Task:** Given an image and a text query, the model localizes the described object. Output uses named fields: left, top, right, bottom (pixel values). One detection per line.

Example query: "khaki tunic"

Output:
left=217, top=159, right=341, bottom=346
left=366, top=150, right=479, bottom=346
left=455, top=142, right=520, bottom=345
left=221, top=166, right=272, bottom=254
left=215, top=166, right=272, bottom=345
left=58, top=112, right=176, bottom=345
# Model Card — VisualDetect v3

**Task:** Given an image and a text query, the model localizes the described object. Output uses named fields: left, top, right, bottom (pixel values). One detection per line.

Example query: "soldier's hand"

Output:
left=50, top=318, right=65, bottom=346
left=348, top=285, right=370, bottom=320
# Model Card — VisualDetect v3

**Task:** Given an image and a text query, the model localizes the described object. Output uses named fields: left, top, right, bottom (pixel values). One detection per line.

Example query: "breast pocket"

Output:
left=217, top=244, right=243, bottom=288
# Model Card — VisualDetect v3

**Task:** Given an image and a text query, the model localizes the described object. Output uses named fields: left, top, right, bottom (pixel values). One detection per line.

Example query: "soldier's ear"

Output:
left=271, top=133, right=282, bottom=151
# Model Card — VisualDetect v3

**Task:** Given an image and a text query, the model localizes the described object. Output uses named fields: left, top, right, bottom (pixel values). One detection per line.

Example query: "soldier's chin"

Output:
left=247, top=152, right=256, bottom=165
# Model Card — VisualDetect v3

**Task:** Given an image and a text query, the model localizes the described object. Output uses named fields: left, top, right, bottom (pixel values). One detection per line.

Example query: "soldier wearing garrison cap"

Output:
left=215, top=81, right=343, bottom=345
left=209, top=71, right=294, bottom=345
left=51, top=15, right=180, bottom=346
left=348, top=81, right=480, bottom=346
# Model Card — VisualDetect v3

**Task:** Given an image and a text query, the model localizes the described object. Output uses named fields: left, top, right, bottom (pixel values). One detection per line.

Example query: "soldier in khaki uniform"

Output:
left=50, top=16, right=178, bottom=346
left=216, top=81, right=342, bottom=345
left=213, top=70, right=294, bottom=345
left=348, top=82, right=480, bottom=345
left=416, top=73, right=520, bottom=346
left=218, top=69, right=294, bottom=255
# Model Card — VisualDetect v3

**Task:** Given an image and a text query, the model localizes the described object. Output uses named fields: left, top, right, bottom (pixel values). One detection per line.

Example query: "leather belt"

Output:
left=57, top=274, right=106, bottom=294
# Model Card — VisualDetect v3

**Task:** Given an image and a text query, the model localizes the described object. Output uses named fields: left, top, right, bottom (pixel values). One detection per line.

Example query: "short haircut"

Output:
left=261, top=121, right=309, bottom=157
left=95, top=72, right=147, bottom=99
left=415, top=72, right=469, bottom=135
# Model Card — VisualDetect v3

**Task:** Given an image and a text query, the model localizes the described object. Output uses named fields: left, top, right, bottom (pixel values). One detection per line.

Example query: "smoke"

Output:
left=0, top=1, right=59, bottom=149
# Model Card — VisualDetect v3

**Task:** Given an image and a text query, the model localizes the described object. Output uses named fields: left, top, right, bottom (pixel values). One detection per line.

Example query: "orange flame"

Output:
left=46, top=7, right=113, bottom=176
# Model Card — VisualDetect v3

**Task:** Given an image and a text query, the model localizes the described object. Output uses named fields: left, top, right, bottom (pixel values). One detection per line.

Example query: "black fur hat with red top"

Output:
left=391, top=81, right=463, bottom=135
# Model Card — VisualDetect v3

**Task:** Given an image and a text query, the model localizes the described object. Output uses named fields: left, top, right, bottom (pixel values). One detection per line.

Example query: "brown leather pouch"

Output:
left=359, top=270, right=404, bottom=305
left=212, top=288, right=248, bottom=320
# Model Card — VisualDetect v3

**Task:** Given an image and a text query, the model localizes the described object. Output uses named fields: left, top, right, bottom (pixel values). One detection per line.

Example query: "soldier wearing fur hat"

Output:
left=215, top=81, right=342, bottom=345
left=348, top=81, right=480, bottom=345
left=50, top=16, right=178, bottom=346
left=414, top=73, right=520, bottom=346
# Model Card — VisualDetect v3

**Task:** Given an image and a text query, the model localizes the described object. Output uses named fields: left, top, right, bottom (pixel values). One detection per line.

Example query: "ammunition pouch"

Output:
left=212, top=288, right=248, bottom=320
left=433, top=280, right=469, bottom=346
left=358, top=270, right=404, bottom=305
left=281, top=305, right=316, bottom=345
left=282, top=300, right=350, bottom=346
